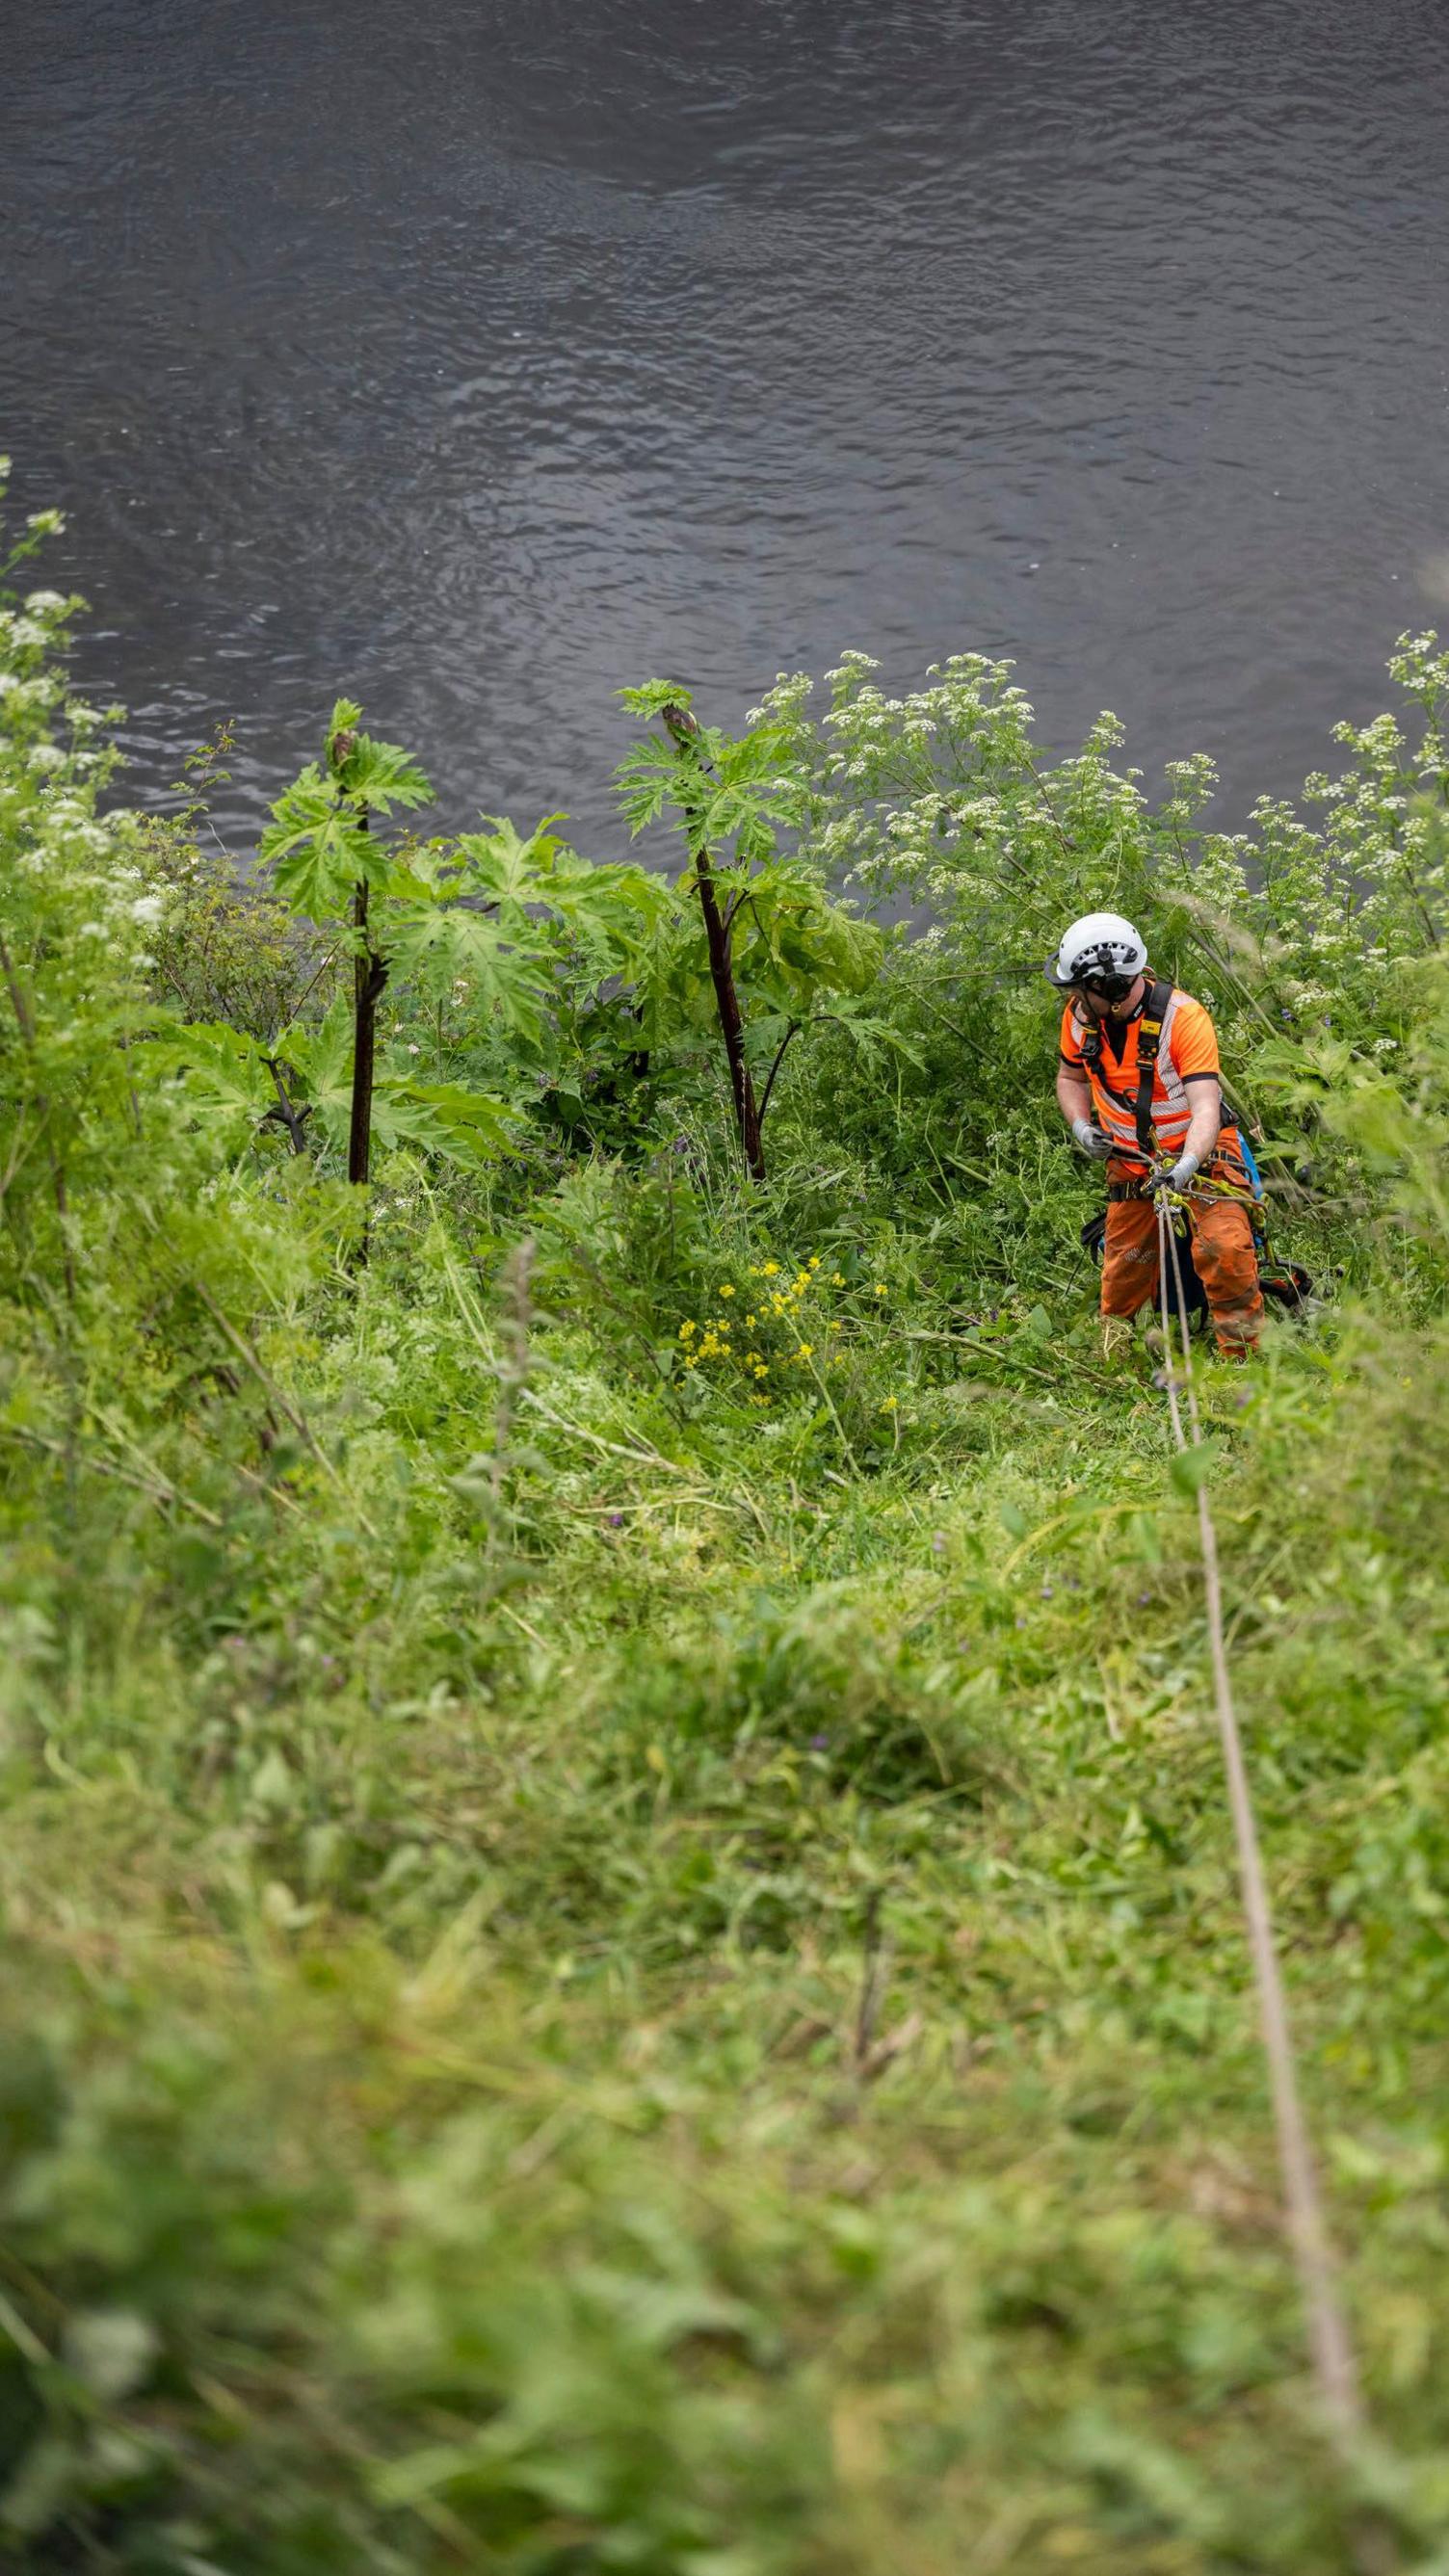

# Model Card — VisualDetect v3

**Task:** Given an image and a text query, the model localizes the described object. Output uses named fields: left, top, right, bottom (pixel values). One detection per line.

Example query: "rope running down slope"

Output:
left=1152, top=1194, right=1363, bottom=2452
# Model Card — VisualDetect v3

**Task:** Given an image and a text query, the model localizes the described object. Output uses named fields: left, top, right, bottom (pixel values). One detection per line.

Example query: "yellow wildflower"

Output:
left=831, top=1272, right=846, bottom=1286
left=762, top=1260, right=780, bottom=1277
left=719, top=1284, right=736, bottom=1299
left=880, top=1395, right=898, bottom=1410
left=745, top=1312, right=756, bottom=1327
left=874, top=1283, right=887, bottom=1297
left=808, top=1255, right=822, bottom=1270
left=678, top=1320, right=696, bottom=1340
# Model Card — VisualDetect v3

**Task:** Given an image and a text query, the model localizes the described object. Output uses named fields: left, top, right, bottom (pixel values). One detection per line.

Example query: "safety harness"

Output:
left=1076, top=974, right=1175, bottom=1166
left=1079, top=974, right=1258, bottom=1189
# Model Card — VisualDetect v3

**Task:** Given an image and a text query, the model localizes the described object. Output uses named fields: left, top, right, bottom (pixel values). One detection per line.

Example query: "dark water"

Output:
left=4, top=0, right=1448, bottom=853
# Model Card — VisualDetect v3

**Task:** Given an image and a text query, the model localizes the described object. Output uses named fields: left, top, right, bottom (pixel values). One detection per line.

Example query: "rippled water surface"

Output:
left=4, top=0, right=1448, bottom=847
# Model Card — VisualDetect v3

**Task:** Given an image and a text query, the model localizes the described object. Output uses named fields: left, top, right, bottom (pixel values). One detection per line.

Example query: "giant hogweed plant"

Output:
left=258, top=703, right=511, bottom=1238
left=169, top=683, right=905, bottom=1204
left=166, top=707, right=678, bottom=1222
left=616, top=680, right=912, bottom=1181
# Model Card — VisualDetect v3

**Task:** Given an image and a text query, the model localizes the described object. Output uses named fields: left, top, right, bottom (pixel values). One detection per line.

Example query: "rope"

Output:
left=1153, top=1194, right=1364, bottom=2452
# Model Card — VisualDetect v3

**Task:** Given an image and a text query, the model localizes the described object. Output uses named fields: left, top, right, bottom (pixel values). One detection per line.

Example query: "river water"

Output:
left=4, top=0, right=1448, bottom=853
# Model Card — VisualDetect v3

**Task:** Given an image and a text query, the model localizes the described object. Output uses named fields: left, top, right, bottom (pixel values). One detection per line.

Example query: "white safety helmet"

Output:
left=1045, top=910, right=1148, bottom=991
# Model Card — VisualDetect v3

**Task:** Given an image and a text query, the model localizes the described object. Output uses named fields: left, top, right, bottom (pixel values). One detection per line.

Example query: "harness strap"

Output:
left=1133, top=977, right=1173, bottom=1158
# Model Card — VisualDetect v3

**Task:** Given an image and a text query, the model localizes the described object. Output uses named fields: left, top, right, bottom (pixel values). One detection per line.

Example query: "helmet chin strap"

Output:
left=1082, top=974, right=1145, bottom=1014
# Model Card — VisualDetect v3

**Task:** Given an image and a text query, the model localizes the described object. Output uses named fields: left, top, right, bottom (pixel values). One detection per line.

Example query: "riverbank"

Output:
left=6, top=496, right=1449, bottom=2569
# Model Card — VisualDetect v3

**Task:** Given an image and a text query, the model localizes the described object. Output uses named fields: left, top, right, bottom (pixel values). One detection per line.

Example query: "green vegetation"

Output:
left=5, top=458, right=1449, bottom=2571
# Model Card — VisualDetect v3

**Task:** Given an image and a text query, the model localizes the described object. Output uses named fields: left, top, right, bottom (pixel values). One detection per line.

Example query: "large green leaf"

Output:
left=460, top=815, right=681, bottom=976
left=329, top=724, right=434, bottom=818
left=277, top=1005, right=514, bottom=1170
left=384, top=906, right=553, bottom=1045
left=617, top=716, right=804, bottom=855
left=806, top=1002, right=926, bottom=1071
left=261, top=710, right=433, bottom=924
left=275, top=1001, right=355, bottom=1118
left=733, top=865, right=883, bottom=1001
left=452, top=816, right=566, bottom=921
left=388, top=824, right=672, bottom=1030
left=540, top=854, right=679, bottom=983
left=143, top=1020, right=272, bottom=1137
left=260, top=768, right=384, bottom=918
left=742, top=1000, right=924, bottom=1081
left=618, top=679, right=695, bottom=723
left=369, top=1078, right=516, bottom=1170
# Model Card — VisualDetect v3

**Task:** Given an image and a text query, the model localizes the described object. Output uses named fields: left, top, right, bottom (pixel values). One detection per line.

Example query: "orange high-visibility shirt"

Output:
left=1060, top=989, right=1220, bottom=1167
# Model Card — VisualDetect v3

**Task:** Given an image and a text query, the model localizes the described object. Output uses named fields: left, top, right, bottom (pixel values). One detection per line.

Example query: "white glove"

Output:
left=1071, top=1116, right=1114, bottom=1160
left=1151, top=1150, right=1200, bottom=1198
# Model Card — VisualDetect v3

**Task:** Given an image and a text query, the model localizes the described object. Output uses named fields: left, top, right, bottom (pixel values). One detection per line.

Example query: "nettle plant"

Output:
left=617, top=681, right=909, bottom=1180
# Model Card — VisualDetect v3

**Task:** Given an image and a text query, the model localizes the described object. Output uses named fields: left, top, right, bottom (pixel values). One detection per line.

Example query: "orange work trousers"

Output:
left=1100, top=1152, right=1264, bottom=1354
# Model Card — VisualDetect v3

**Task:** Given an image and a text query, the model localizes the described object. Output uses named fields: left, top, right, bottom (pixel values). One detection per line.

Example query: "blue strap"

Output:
left=1231, top=1121, right=1266, bottom=1203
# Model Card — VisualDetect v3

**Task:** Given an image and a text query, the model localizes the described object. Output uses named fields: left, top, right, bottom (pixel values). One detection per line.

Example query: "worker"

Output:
left=1048, top=911, right=1263, bottom=1359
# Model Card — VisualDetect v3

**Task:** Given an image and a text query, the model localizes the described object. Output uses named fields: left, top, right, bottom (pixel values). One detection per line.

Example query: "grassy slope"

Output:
left=10, top=499, right=1449, bottom=2567
left=7, top=1254, right=1449, bottom=2574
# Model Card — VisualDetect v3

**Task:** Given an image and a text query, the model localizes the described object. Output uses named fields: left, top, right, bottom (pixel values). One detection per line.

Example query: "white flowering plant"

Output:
left=0, top=460, right=327, bottom=1450
left=731, top=636, right=1449, bottom=1224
